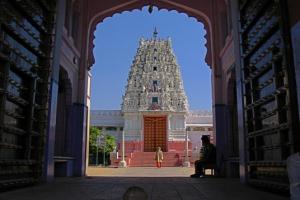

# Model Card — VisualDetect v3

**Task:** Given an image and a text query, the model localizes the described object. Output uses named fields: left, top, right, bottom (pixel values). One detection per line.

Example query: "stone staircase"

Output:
left=110, top=151, right=193, bottom=167
left=129, top=152, right=183, bottom=167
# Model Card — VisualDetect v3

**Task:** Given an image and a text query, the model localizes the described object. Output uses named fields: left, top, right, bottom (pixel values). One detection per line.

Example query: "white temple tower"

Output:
left=121, top=29, right=188, bottom=152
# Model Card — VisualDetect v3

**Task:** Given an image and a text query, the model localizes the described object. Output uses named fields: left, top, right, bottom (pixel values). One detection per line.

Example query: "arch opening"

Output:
left=91, top=7, right=214, bottom=169
left=87, top=2, right=215, bottom=70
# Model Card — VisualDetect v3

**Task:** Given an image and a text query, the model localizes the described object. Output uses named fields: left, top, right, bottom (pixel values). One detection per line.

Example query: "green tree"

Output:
left=104, top=134, right=116, bottom=153
left=89, top=126, right=117, bottom=165
left=98, top=132, right=117, bottom=166
left=89, top=126, right=101, bottom=156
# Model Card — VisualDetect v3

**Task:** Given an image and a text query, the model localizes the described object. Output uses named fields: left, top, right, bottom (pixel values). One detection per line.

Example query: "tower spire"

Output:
left=153, top=27, right=158, bottom=39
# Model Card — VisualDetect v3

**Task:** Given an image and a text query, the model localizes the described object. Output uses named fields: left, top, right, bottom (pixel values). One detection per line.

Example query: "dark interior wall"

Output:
left=55, top=67, right=72, bottom=157
left=287, top=0, right=300, bottom=26
left=55, top=70, right=67, bottom=156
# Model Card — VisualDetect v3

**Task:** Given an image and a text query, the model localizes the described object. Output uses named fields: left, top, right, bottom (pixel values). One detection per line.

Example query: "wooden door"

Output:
left=143, top=116, right=167, bottom=152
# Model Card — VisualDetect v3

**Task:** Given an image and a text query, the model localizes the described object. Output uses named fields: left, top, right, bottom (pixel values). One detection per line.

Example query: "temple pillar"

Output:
left=230, top=0, right=248, bottom=183
left=183, top=127, right=190, bottom=167
left=44, top=0, right=66, bottom=182
left=140, top=128, right=144, bottom=152
left=167, top=114, right=171, bottom=151
left=213, top=104, right=227, bottom=175
left=119, top=130, right=127, bottom=167
left=70, top=103, right=87, bottom=176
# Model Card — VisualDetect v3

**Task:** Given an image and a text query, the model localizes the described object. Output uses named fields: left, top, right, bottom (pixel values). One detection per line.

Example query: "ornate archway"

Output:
left=1, top=0, right=299, bottom=193
left=85, top=0, right=224, bottom=70
left=81, top=0, right=229, bottom=171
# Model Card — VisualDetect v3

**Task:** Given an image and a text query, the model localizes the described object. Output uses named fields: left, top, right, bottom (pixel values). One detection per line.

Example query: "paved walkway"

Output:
left=87, top=166, right=196, bottom=177
left=0, top=167, right=289, bottom=200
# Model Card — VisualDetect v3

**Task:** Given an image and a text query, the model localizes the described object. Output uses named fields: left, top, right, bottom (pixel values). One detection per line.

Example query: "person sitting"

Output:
left=190, top=135, right=216, bottom=178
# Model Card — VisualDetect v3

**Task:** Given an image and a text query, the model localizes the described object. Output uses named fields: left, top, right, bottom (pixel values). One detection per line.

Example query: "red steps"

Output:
left=130, top=152, right=182, bottom=167
left=111, top=151, right=193, bottom=167
left=110, top=151, right=194, bottom=167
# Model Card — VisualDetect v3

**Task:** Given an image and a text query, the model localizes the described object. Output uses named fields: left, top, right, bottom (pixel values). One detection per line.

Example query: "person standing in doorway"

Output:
left=155, top=147, right=164, bottom=168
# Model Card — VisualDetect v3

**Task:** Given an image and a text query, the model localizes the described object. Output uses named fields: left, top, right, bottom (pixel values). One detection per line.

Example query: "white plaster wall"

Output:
left=85, top=72, right=91, bottom=170
left=169, top=113, right=186, bottom=140
left=90, top=111, right=123, bottom=127
left=124, top=113, right=142, bottom=141
left=188, top=131, right=213, bottom=150
left=170, top=114, right=185, bottom=130
left=90, top=110, right=213, bottom=143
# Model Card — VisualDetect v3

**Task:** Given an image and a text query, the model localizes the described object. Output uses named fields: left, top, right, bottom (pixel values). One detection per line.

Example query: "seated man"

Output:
left=190, top=135, right=216, bottom=178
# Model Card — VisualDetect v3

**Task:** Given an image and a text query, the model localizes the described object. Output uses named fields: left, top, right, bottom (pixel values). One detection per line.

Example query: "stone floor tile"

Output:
left=0, top=168, right=289, bottom=200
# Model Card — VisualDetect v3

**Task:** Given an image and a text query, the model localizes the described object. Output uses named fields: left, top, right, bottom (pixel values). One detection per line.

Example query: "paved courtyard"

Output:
left=87, top=166, right=196, bottom=177
left=0, top=167, right=289, bottom=200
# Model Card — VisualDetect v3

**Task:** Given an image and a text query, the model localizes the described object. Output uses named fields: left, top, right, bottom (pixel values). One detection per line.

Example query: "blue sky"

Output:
left=91, top=7, right=211, bottom=110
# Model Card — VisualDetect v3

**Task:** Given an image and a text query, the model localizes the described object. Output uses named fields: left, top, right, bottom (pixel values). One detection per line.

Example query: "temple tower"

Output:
left=121, top=30, right=188, bottom=152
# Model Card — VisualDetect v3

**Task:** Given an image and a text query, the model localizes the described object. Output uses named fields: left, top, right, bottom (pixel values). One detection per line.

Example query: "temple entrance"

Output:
left=0, top=0, right=299, bottom=194
left=143, top=116, right=167, bottom=152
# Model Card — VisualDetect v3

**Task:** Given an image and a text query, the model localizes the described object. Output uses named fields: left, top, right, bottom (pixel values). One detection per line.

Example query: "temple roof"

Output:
left=121, top=33, right=188, bottom=113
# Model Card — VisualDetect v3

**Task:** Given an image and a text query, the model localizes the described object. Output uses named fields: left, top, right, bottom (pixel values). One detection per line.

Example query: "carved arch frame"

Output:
left=85, top=0, right=220, bottom=70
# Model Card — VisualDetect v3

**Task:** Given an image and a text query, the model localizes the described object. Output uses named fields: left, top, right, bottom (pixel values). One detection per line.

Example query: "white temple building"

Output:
left=90, top=31, right=213, bottom=166
left=90, top=110, right=213, bottom=151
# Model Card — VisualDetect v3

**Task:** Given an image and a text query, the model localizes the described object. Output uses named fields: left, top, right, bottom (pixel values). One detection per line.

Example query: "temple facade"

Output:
left=90, top=110, right=214, bottom=154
